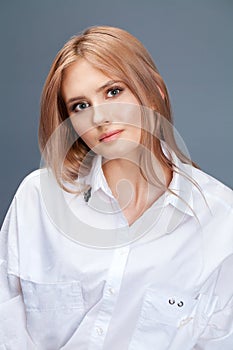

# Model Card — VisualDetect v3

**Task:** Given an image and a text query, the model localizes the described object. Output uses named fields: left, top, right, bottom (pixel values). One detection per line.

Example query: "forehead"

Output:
left=63, top=59, right=111, bottom=89
left=62, top=58, right=118, bottom=102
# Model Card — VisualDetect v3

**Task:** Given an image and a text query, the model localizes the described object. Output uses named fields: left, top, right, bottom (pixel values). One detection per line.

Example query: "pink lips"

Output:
left=99, top=129, right=123, bottom=143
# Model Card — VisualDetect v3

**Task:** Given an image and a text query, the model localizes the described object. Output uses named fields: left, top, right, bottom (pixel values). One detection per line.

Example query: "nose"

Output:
left=92, top=105, right=111, bottom=126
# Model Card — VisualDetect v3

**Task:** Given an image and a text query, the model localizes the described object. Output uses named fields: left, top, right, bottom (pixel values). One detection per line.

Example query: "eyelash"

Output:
left=106, top=86, right=124, bottom=97
left=70, top=85, right=124, bottom=113
left=71, top=102, right=90, bottom=112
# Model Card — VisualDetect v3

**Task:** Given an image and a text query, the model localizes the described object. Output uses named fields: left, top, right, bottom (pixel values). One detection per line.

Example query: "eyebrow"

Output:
left=66, top=80, right=123, bottom=105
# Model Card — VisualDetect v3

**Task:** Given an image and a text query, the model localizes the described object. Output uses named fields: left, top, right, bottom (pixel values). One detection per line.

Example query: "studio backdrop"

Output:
left=0, top=0, right=232, bottom=225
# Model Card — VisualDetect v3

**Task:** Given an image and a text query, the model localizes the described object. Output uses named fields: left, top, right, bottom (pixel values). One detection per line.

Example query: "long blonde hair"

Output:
left=39, top=25, right=198, bottom=192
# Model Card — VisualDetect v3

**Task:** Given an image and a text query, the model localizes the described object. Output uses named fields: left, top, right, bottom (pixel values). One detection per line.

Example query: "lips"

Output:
left=99, top=129, right=123, bottom=142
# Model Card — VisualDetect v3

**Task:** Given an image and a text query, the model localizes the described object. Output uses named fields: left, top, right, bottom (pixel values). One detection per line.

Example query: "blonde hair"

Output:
left=39, top=25, right=198, bottom=192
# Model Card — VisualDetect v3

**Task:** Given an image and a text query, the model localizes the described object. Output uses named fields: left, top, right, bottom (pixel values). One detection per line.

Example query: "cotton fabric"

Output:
left=0, top=154, right=233, bottom=349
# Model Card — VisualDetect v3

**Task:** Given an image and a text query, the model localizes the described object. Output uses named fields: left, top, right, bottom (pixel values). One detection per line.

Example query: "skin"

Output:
left=62, top=58, right=172, bottom=226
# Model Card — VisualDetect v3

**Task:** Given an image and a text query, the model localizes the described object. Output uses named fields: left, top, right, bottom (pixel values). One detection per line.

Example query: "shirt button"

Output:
left=96, top=326, right=104, bottom=336
left=168, top=298, right=175, bottom=305
left=179, top=317, right=193, bottom=328
left=108, top=287, right=115, bottom=295
left=177, top=301, right=184, bottom=307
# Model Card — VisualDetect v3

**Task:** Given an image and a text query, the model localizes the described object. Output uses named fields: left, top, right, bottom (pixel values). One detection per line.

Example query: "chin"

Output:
left=91, top=139, right=141, bottom=160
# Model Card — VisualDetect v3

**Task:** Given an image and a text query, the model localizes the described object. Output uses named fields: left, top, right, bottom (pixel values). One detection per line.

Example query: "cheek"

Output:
left=135, top=128, right=142, bottom=143
left=70, top=115, right=92, bottom=138
left=69, top=117, right=96, bottom=148
left=127, top=127, right=141, bottom=147
left=113, top=103, right=142, bottom=129
left=79, top=130, right=97, bottom=148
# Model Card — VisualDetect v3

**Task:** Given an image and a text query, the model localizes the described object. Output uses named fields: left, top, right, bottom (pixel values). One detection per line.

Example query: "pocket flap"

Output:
left=21, top=279, right=83, bottom=311
left=141, top=287, right=198, bottom=327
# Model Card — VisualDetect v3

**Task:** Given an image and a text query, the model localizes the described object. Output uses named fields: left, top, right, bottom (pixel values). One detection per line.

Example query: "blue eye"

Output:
left=72, top=102, right=90, bottom=112
left=107, top=87, right=123, bottom=98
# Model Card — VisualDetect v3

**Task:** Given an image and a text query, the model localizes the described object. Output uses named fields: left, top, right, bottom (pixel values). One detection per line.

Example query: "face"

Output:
left=62, top=59, right=141, bottom=160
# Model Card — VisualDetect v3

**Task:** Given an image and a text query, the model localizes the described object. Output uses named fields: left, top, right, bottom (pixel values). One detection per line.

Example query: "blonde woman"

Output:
left=0, top=26, right=233, bottom=350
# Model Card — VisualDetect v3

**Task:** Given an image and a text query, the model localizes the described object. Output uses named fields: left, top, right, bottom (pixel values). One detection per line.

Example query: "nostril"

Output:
left=93, top=114, right=110, bottom=125
left=92, top=105, right=112, bottom=125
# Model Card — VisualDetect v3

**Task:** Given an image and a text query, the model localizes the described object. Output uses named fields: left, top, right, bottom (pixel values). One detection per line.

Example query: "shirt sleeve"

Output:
left=0, top=198, right=37, bottom=349
left=195, top=254, right=233, bottom=350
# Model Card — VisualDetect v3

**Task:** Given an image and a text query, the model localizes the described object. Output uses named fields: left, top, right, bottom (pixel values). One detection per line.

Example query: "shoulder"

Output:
left=184, top=167, right=233, bottom=277
left=182, top=165, right=233, bottom=242
left=190, top=166, right=233, bottom=252
left=14, top=168, right=49, bottom=200
left=12, top=168, right=84, bottom=217
left=187, top=165, right=233, bottom=212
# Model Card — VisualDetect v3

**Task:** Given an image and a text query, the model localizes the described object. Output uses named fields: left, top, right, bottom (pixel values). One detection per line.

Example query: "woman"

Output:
left=0, top=26, right=233, bottom=350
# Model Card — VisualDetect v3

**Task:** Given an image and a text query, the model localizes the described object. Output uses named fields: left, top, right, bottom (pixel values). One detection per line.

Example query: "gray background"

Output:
left=0, top=0, right=232, bottom=226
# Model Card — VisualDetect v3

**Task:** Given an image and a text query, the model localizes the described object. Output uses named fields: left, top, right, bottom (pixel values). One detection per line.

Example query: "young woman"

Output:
left=0, top=26, right=233, bottom=350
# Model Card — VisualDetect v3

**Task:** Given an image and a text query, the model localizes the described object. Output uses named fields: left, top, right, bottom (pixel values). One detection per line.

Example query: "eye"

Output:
left=71, top=102, right=90, bottom=113
left=106, top=87, right=123, bottom=98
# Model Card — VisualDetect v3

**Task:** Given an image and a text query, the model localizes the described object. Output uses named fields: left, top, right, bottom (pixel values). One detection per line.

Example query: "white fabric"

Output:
left=0, top=153, right=233, bottom=350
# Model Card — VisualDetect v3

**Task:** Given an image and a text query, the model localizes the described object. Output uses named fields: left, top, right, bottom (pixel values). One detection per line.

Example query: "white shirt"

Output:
left=0, top=153, right=233, bottom=350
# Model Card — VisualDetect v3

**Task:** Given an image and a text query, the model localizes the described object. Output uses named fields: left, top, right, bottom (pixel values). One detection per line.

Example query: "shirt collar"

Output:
left=80, top=148, right=194, bottom=217
left=164, top=150, right=194, bottom=216
left=81, top=155, right=114, bottom=198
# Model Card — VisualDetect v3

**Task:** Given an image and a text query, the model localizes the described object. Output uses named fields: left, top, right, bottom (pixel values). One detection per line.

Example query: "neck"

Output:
left=102, top=157, right=172, bottom=224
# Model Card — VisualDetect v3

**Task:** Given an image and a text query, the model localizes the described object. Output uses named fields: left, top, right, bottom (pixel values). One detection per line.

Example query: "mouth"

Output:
left=99, top=129, right=124, bottom=143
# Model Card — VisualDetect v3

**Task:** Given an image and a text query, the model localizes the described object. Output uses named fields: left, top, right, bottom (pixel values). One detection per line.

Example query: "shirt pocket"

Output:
left=129, top=287, right=199, bottom=350
left=21, top=279, right=85, bottom=350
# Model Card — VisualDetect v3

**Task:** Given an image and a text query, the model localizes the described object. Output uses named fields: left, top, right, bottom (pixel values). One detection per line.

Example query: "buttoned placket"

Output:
left=88, top=245, right=130, bottom=349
